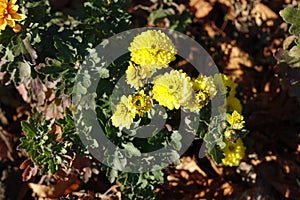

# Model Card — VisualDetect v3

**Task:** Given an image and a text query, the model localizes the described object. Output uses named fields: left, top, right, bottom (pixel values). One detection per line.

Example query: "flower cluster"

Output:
left=111, top=90, right=151, bottom=130
left=152, top=70, right=194, bottom=110
left=221, top=110, right=246, bottom=166
left=112, top=30, right=219, bottom=130
left=111, top=29, right=248, bottom=167
left=0, top=0, right=26, bottom=32
left=126, top=30, right=177, bottom=89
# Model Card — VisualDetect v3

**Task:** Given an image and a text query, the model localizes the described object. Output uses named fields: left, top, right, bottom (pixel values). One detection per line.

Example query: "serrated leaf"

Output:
left=290, top=25, right=300, bottom=36
left=38, top=65, right=67, bottom=75
left=280, top=7, right=300, bottom=35
left=152, top=170, right=164, bottom=183
left=280, top=7, right=300, bottom=24
left=22, top=121, right=37, bottom=137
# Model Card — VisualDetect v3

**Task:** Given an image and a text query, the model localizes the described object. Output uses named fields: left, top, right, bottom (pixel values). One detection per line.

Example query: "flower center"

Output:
left=228, top=145, right=235, bottom=151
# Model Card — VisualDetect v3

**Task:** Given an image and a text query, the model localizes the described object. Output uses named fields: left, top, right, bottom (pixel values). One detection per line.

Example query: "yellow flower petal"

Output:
left=221, top=138, right=245, bottom=167
left=128, top=30, right=177, bottom=67
left=227, top=110, right=245, bottom=130
left=191, top=74, right=217, bottom=111
left=111, top=95, right=136, bottom=130
left=0, top=0, right=26, bottom=32
left=152, top=70, right=194, bottom=110
left=125, top=61, right=153, bottom=89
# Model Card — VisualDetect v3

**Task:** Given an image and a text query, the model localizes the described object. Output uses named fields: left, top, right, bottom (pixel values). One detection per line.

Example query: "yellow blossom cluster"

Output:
left=111, top=90, right=151, bottom=130
left=128, top=30, right=177, bottom=68
left=112, top=29, right=248, bottom=168
left=126, top=30, right=177, bottom=89
left=221, top=110, right=246, bottom=166
left=152, top=70, right=194, bottom=110
left=223, top=110, right=245, bottom=142
left=151, top=70, right=218, bottom=112
left=192, top=74, right=217, bottom=111
left=221, top=138, right=246, bottom=167
left=114, top=30, right=221, bottom=129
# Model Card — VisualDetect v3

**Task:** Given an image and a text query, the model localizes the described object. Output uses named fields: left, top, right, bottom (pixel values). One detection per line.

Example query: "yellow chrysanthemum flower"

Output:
left=111, top=95, right=136, bottom=130
left=130, top=90, right=151, bottom=115
left=192, top=74, right=217, bottom=110
left=126, top=61, right=153, bottom=89
left=0, top=0, right=26, bottom=32
left=227, top=110, right=245, bottom=130
left=128, top=30, right=177, bottom=68
left=152, top=70, right=194, bottom=110
left=214, top=74, right=237, bottom=96
left=226, top=96, right=242, bottom=113
left=221, top=138, right=245, bottom=167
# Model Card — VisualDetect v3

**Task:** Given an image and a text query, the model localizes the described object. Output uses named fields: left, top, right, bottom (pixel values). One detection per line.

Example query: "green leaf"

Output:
left=238, top=129, right=249, bottom=138
left=148, top=7, right=175, bottom=24
left=14, top=62, right=31, bottom=85
left=289, top=45, right=300, bottom=60
left=283, top=36, right=296, bottom=50
left=169, top=11, right=193, bottom=32
left=209, top=148, right=224, bottom=164
left=108, top=168, right=118, bottom=183
left=21, top=121, right=37, bottom=137
left=75, top=82, right=87, bottom=95
left=152, top=170, right=164, bottom=183
left=280, top=7, right=300, bottom=35
left=48, top=159, right=56, bottom=174
left=122, top=142, right=141, bottom=157
left=280, top=7, right=300, bottom=25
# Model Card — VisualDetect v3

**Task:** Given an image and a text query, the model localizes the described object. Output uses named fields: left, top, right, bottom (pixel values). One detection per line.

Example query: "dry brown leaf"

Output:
left=189, top=0, right=213, bottom=18
left=221, top=42, right=252, bottom=80
left=50, top=124, right=63, bottom=142
left=31, top=78, right=47, bottom=106
left=29, top=175, right=81, bottom=199
left=251, top=3, right=278, bottom=26
left=20, top=158, right=38, bottom=182
left=176, top=156, right=207, bottom=177
left=16, top=83, right=31, bottom=103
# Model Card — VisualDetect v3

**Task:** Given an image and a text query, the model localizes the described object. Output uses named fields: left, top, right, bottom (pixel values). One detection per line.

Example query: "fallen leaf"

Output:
left=20, top=158, right=38, bottom=182
left=190, top=0, right=213, bottom=18
left=29, top=175, right=81, bottom=199
left=251, top=3, right=278, bottom=26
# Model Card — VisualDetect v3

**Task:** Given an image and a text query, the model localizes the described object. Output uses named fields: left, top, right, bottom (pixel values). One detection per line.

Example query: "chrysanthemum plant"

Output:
left=275, top=5, right=300, bottom=102
left=0, top=0, right=249, bottom=199
left=104, top=30, right=249, bottom=169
